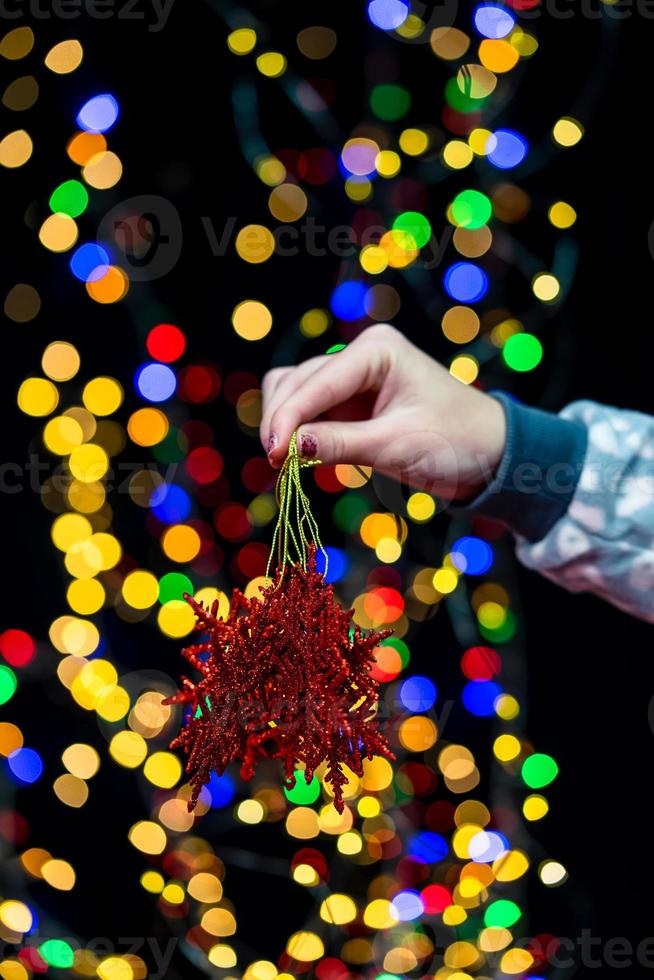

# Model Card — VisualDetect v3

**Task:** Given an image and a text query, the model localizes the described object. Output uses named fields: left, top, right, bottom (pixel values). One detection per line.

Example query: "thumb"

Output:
left=295, top=420, right=385, bottom=467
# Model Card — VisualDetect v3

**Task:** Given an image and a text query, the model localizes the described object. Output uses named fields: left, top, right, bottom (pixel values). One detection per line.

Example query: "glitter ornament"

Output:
left=166, top=434, right=394, bottom=812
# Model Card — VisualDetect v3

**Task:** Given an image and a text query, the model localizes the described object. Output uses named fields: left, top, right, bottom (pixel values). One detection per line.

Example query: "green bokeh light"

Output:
left=49, top=179, right=89, bottom=218
left=502, top=333, right=543, bottom=372
left=484, top=899, right=522, bottom=928
left=522, top=752, right=559, bottom=789
left=39, top=939, right=75, bottom=969
left=451, top=189, right=492, bottom=230
left=370, top=84, right=411, bottom=122
left=159, top=571, right=193, bottom=604
left=393, top=211, right=432, bottom=249
left=0, top=664, right=17, bottom=705
left=284, top=770, right=321, bottom=804
left=332, top=492, right=372, bottom=534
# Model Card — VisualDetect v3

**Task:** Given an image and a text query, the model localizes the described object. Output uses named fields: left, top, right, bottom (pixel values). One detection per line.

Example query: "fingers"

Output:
left=266, top=338, right=388, bottom=465
left=260, top=356, right=330, bottom=452
left=295, top=419, right=387, bottom=467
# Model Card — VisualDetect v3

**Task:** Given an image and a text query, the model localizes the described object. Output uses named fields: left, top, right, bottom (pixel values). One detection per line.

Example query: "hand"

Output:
left=260, top=324, right=507, bottom=500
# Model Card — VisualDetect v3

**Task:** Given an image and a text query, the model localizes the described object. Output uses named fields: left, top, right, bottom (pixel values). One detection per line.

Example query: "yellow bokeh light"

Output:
left=110, top=731, right=148, bottom=768
left=433, top=567, right=459, bottom=594
left=442, top=306, right=480, bottom=344
left=363, top=899, right=396, bottom=930
left=0, top=129, right=33, bottom=168
left=140, top=870, right=165, bottom=893
left=17, top=377, right=59, bottom=417
left=0, top=900, right=32, bottom=934
left=122, top=570, right=159, bottom=609
left=227, top=27, right=257, bottom=54
left=532, top=272, right=560, bottom=302
left=43, top=415, right=84, bottom=455
left=256, top=51, right=286, bottom=77
left=320, top=894, right=357, bottom=925
left=375, top=149, right=401, bottom=177
left=53, top=773, right=89, bottom=808
left=493, top=733, right=521, bottom=762
left=548, top=200, right=577, bottom=228
left=286, top=933, right=324, bottom=962
left=44, top=39, right=83, bottom=73
left=442, top=139, right=473, bottom=169
left=69, top=443, right=110, bottom=482
left=62, top=742, right=100, bottom=779
left=157, top=600, right=196, bottom=638
left=41, top=341, right=80, bottom=381
left=0, top=26, right=35, bottom=59
left=478, top=39, right=519, bottom=73
left=268, top=183, right=307, bottom=222
left=449, top=354, right=479, bottom=385
left=128, top=820, right=167, bottom=855
left=143, top=751, right=182, bottom=789
left=83, top=376, right=123, bottom=416
left=235, top=224, right=276, bottom=264
left=399, top=128, right=429, bottom=155
left=359, top=244, right=388, bottom=275
left=208, top=945, right=237, bottom=969
left=42, top=858, right=76, bottom=891
left=97, top=958, right=134, bottom=980
left=82, top=150, right=123, bottom=189
left=552, top=117, right=584, bottom=147
left=523, top=794, right=549, bottom=821
left=39, top=213, right=78, bottom=252
left=67, top=577, right=105, bottom=615
left=232, top=300, right=273, bottom=341
left=299, top=308, right=330, bottom=338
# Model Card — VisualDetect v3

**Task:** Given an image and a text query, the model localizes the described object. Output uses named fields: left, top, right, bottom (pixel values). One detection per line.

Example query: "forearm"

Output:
left=460, top=396, right=654, bottom=624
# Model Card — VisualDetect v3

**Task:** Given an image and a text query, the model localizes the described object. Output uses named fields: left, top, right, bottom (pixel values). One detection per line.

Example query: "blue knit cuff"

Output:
left=455, top=391, right=588, bottom=543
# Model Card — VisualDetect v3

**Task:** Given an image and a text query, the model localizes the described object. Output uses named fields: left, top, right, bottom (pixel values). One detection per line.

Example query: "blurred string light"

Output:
left=0, top=5, right=578, bottom=977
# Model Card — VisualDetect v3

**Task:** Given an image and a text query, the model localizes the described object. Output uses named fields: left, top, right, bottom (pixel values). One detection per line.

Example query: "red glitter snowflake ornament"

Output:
left=165, top=433, right=394, bottom=813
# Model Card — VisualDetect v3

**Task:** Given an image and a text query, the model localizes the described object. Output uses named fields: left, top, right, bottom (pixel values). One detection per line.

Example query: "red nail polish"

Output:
left=267, top=433, right=278, bottom=454
left=300, top=433, right=317, bottom=458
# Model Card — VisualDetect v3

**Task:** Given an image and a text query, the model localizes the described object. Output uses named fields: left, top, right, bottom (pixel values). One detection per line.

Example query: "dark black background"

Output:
left=2, top=1, right=654, bottom=977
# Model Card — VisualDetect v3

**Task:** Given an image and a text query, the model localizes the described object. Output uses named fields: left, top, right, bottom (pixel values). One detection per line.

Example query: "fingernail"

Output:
left=300, top=433, right=317, bottom=458
left=267, top=433, right=278, bottom=455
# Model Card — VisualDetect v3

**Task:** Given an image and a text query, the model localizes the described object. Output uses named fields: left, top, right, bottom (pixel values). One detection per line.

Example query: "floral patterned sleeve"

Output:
left=460, top=394, right=654, bottom=624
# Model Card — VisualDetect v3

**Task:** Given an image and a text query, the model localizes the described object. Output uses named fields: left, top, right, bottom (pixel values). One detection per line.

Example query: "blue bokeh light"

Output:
left=451, top=536, right=494, bottom=575
left=70, top=242, right=110, bottom=283
left=462, top=679, right=502, bottom=717
left=330, top=281, right=368, bottom=321
left=487, top=129, right=528, bottom=169
left=473, top=3, right=516, bottom=38
left=149, top=483, right=192, bottom=523
left=208, top=771, right=237, bottom=808
left=408, top=831, right=448, bottom=863
left=469, top=829, right=509, bottom=862
left=135, top=362, right=177, bottom=403
left=7, top=747, right=43, bottom=784
left=443, top=262, right=488, bottom=303
left=367, top=0, right=409, bottom=30
left=315, top=546, right=349, bottom=583
left=400, top=675, right=437, bottom=712
left=77, top=94, right=120, bottom=134
left=391, top=890, right=424, bottom=921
